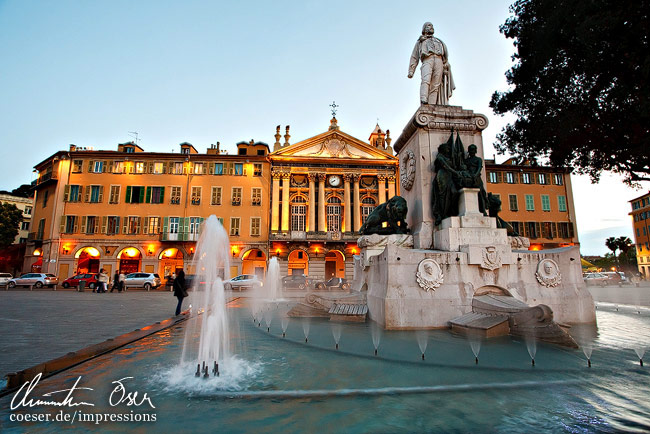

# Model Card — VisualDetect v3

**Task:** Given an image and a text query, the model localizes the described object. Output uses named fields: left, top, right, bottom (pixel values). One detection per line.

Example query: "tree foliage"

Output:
left=490, top=0, right=650, bottom=185
left=0, top=203, right=23, bottom=249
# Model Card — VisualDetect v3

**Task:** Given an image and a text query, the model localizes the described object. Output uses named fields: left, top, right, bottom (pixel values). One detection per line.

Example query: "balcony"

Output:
left=160, top=232, right=200, bottom=242
left=34, top=172, right=58, bottom=187
left=27, top=232, right=43, bottom=242
left=232, top=198, right=241, bottom=206
left=269, top=231, right=360, bottom=242
left=170, top=197, right=180, bottom=205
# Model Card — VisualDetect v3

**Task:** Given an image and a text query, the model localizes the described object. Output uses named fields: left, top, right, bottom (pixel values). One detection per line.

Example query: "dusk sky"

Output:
left=0, top=0, right=644, bottom=255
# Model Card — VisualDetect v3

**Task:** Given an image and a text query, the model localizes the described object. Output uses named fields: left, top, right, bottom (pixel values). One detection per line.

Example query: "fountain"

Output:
left=371, top=321, right=382, bottom=356
left=302, top=318, right=311, bottom=343
left=331, top=322, right=342, bottom=350
left=416, top=330, right=428, bottom=360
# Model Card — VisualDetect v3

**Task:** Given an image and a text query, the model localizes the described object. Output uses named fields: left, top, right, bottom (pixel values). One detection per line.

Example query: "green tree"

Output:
left=605, top=237, right=619, bottom=257
left=0, top=203, right=23, bottom=249
left=490, top=0, right=650, bottom=185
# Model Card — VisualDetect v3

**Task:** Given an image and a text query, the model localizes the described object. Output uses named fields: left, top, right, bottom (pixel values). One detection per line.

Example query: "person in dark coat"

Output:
left=111, top=271, right=119, bottom=292
left=173, top=269, right=187, bottom=316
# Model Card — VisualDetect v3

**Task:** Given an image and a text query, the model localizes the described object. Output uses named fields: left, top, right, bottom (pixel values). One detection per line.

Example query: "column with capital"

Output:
left=343, top=174, right=352, bottom=232
left=387, top=174, right=397, bottom=200
left=271, top=171, right=281, bottom=231
left=308, top=174, right=315, bottom=232
left=281, top=173, right=291, bottom=232
left=353, top=174, right=361, bottom=232
left=377, top=174, right=387, bottom=204
left=318, top=174, right=327, bottom=232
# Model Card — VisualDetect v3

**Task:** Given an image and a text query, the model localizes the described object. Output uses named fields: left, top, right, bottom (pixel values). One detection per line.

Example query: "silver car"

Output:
left=0, top=273, right=12, bottom=287
left=124, top=273, right=161, bottom=290
left=8, top=273, right=58, bottom=288
left=223, top=274, right=263, bottom=291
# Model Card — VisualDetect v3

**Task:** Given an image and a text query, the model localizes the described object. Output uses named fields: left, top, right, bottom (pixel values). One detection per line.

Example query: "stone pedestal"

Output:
left=393, top=104, right=489, bottom=249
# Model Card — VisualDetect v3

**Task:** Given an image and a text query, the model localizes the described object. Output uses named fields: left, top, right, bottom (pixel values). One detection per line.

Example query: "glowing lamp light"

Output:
left=611, top=267, right=616, bottom=271
left=124, top=247, right=138, bottom=257
left=86, top=247, right=100, bottom=257
left=314, top=247, right=320, bottom=254
left=529, top=244, right=542, bottom=251
left=231, top=245, right=239, bottom=257
left=189, top=247, right=195, bottom=254
left=163, top=248, right=176, bottom=258
left=351, top=248, right=358, bottom=255
left=275, top=248, right=281, bottom=256
left=33, top=248, right=42, bottom=256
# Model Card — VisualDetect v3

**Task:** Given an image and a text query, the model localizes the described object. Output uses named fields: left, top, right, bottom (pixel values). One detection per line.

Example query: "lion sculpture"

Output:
left=359, top=196, right=409, bottom=235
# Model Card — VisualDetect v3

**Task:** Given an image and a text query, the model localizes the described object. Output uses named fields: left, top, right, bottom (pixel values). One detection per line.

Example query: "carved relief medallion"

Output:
left=400, top=150, right=416, bottom=191
left=480, top=246, right=502, bottom=271
left=416, top=258, right=444, bottom=292
left=535, top=259, right=562, bottom=287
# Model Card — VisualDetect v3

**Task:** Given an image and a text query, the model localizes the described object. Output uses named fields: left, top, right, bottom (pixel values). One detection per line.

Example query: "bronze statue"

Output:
left=359, top=196, right=409, bottom=235
left=487, top=193, right=519, bottom=236
left=463, top=144, right=489, bottom=215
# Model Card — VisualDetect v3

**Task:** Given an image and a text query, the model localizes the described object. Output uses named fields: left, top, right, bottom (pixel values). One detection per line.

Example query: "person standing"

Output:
left=173, top=269, right=187, bottom=316
left=119, top=271, right=126, bottom=292
left=111, top=271, right=119, bottom=292
left=97, top=269, right=109, bottom=293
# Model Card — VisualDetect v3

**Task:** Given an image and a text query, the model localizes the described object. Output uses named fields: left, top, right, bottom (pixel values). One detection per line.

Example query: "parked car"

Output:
left=314, top=277, right=351, bottom=291
left=583, top=272, right=608, bottom=286
left=0, top=273, right=13, bottom=287
left=124, top=273, right=161, bottom=290
left=224, top=274, right=263, bottom=291
left=61, top=273, right=98, bottom=289
left=282, top=274, right=308, bottom=290
left=8, top=273, right=58, bottom=288
left=601, top=271, right=629, bottom=286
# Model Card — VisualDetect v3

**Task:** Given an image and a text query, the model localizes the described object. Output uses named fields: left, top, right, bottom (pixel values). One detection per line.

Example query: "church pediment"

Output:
left=272, top=129, right=396, bottom=161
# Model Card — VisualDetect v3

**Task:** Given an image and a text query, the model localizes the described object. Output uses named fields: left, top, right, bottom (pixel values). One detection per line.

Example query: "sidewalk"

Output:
left=0, top=291, right=178, bottom=379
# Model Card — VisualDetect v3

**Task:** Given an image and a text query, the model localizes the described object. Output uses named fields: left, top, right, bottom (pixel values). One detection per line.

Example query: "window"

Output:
left=327, top=196, right=342, bottom=232
left=637, top=228, right=641, bottom=237
left=557, top=222, right=574, bottom=239
left=85, top=216, right=98, bottom=234
left=170, top=187, right=181, bottom=204
left=106, top=216, right=120, bottom=235
left=191, top=187, right=201, bottom=205
left=193, top=162, right=204, bottom=174
left=147, top=186, right=165, bottom=204
left=541, top=195, right=551, bottom=212
left=291, top=196, right=307, bottom=232
left=252, top=188, right=262, bottom=205
left=238, top=148, right=247, bottom=155
left=225, top=163, right=235, bottom=175
left=251, top=217, right=261, bottom=236
left=42, top=190, right=48, bottom=207
left=72, top=160, right=83, bottom=173
left=644, top=227, right=647, bottom=236
left=181, top=147, right=190, bottom=155
left=541, top=222, right=555, bottom=239
left=257, top=149, right=265, bottom=156
left=558, top=196, right=567, bottom=212
left=169, top=217, right=180, bottom=234
left=126, top=216, right=141, bottom=235
left=232, top=187, right=242, bottom=205
left=525, top=194, right=535, bottom=211
left=525, top=222, right=539, bottom=238
left=253, top=163, right=263, bottom=176
left=505, top=172, right=516, bottom=184
left=125, top=186, right=145, bottom=203
left=65, top=185, right=82, bottom=202
left=89, top=185, right=103, bottom=203
left=93, top=161, right=104, bottom=173
left=36, top=219, right=45, bottom=239
left=113, top=161, right=124, bottom=174
left=537, top=173, right=547, bottom=184
left=174, top=162, right=184, bottom=175
left=135, top=162, right=145, bottom=174
left=24, top=206, right=32, bottom=215
left=211, top=187, right=222, bottom=205
left=21, top=221, right=29, bottom=230
left=230, top=217, right=240, bottom=236
left=509, top=195, right=518, bottom=211
left=214, top=163, right=223, bottom=175
left=63, top=216, right=77, bottom=234
left=235, top=163, right=244, bottom=176
left=361, top=197, right=376, bottom=225
left=146, top=216, right=160, bottom=235
left=510, top=221, right=522, bottom=236
left=521, top=173, right=532, bottom=184
left=553, top=174, right=564, bottom=185
left=488, top=172, right=498, bottom=183
left=189, top=217, right=202, bottom=235
left=109, top=185, right=120, bottom=204
left=153, top=162, right=164, bottom=174
left=125, top=146, right=134, bottom=153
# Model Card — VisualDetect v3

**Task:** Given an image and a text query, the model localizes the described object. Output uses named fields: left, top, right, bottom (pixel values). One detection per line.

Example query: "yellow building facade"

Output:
left=26, top=141, right=271, bottom=281
left=629, top=191, right=650, bottom=278
left=268, top=119, right=398, bottom=279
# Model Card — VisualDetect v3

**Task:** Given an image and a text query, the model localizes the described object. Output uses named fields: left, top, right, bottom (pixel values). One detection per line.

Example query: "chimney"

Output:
left=273, top=125, right=282, bottom=151
left=385, top=130, right=393, bottom=154
left=284, top=125, right=291, bottom=147
left=69, top=144, right=77, bottom=152
left=216, top=141, right=221, bottom=154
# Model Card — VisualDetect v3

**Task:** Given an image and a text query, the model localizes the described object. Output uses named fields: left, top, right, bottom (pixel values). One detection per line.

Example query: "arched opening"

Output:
left=288, top=249, right=309, bottom=276
left=75, top=246, right=101, bottom=274
left=290, top=195, right=308, bottom=232
left=361, top=196, right=376, bottom=225
left=325, top=250, right=345, bottom=279
left=117, top=247, right=142, bottom=274
left=327, top=196, right=342, bottom=232
left=159, top=248, right=184, bottom=281
left=242, top=249, right=267, bottom=278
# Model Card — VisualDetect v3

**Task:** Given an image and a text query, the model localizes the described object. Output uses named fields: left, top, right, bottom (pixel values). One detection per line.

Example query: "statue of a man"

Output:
left=463, top=144, right=489, bottom=215
left=408, top=22, right=455, bottom=105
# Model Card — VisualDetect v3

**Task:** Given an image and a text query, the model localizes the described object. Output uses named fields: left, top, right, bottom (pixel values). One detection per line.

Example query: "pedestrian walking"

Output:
left=119, top=271, right=125, bottom=292
left=111, top=271, right=119, bottom=292
left=173, top=269, right=187, bottom=316
left=97, top=269, right=109, bottom=293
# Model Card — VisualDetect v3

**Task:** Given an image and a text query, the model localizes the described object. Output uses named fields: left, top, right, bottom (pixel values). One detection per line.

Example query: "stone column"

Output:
left=308, top=174, right=316, bottom=232
left=343, top=174, right=352, bottom=232
left=271, top=171, right=281, bottom=231
left=318, top=173, right=326, bottom=232
left=387, top=175, right=396, bottom=199
left=281, top=173, right=291, bottom=232
left=353, top=174, right=361, bottom=232
left=377, top=174, right=387, bottom=204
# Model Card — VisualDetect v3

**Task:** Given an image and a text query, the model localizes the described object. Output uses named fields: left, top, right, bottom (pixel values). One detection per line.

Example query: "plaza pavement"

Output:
left=1, top=283, right=649, bottom=386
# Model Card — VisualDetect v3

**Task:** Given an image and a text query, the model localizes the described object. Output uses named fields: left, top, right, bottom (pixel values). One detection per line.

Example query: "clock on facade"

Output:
left=328, top=175, right=342, bottom=187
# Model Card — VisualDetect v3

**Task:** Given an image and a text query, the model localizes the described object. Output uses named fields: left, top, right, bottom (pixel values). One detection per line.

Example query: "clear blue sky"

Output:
left=0, top=0, right=642, bottom=254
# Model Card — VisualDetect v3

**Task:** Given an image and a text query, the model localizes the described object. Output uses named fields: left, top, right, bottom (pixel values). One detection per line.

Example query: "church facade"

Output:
left=268, top=118, right=399, bottom=280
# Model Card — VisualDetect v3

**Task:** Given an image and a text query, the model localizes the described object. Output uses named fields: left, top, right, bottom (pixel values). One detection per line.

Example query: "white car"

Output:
left=124, top=273, right=161, bottom=290
left=8, top=273, right=58, bottom=288
left=583, top=272, right=608, bottom=286
left=0, top=273, right=12, bottom=287
left=223, top=274, right=262, bottom=291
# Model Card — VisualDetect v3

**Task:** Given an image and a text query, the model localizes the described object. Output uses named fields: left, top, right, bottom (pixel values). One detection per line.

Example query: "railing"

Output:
left=35, top=172, right=57, bottom=185
left=27, top=232, right=43, bottom=241
left=232, top=198, right=241, bottom=206
left=160, top=232, right=200, bottom=242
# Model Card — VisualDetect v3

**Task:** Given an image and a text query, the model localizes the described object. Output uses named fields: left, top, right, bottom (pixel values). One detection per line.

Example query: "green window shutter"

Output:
left=101, top=216, right=107, bottom=234
left=208, top=163, right=214, bottom=175
left=136, top=217, right=141, bottom=234
left=143, top=217, right=149, bottom=234
left=80, top=216, right=87, bottom=234
left=115, top=217, right=120, bottom=234
left=83, top=186, right=89, bottom=203
left=146, top=186, right=152, bottom=203
left=73, top=216, right=79, bottom=233
left=182, top=217, right=190, bottom=240
left=60, top=216, right=66, bottom=233
left=139, top=187, right=145, bottom=203
left=63, top=185, right=70, bottom=202
left=163, top=217, right=168, bottom=234
left=107, top=161, right=113, bottom=173
left=148, top=162, right=154, bottom=174
left=160, top=187, right=165, bottom=203
left=88, top=160, right=94, bottom=172
left=123, top=216, right=128, bottom=234
left=98, top=186, right=104, bottom=203
left=125, top=186, right=132, bottom=204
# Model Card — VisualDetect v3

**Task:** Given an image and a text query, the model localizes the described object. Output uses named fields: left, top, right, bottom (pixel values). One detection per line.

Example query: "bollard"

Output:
left=195, top=364, right=200, bottom=377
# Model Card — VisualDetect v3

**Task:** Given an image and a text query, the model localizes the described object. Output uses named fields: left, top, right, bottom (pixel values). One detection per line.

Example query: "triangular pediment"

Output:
left=271, top=128, right=396, bottom=161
